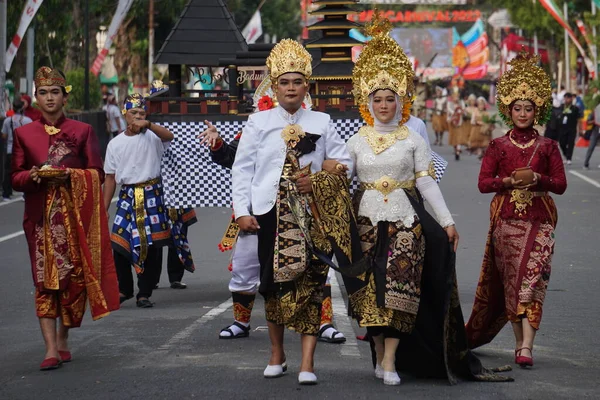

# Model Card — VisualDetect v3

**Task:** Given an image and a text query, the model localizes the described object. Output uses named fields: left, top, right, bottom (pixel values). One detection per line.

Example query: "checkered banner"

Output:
left=160, top=119, right=448, bottom=208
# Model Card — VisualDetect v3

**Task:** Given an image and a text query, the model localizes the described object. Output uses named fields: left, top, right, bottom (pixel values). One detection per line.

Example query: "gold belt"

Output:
left=509, top=189, right=547, bottom=217
left=360, top=176, right=415, bottom=201
left=130, top=177, right=161, bottom=265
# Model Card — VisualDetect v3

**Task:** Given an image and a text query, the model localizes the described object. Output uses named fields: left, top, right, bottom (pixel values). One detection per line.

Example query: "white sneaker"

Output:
left=567, top=160, right=572, bottom=165
left=383, top=371, right=401, bottom=386
left=298, top=371, right=318, bottom=385
left=375, top=364, right=384, bottom=379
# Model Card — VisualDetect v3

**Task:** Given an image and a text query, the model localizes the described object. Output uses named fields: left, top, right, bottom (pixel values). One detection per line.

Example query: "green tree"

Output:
left=65, top=68, right=103, bottom=111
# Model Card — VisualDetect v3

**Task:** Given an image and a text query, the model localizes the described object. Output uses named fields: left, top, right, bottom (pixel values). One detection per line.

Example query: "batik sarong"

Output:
left=466, top=194, right=557, bottom=348
left=349, top=216, right=426, bottom=333
left=34, top=169, right=119, bottom=326
left=111, top=178, right=172, bottom=273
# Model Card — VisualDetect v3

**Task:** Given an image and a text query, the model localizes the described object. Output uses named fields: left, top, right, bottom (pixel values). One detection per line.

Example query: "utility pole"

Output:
left=26, top=27, right=34, bottom=95
left=593, top=1, right=598, bottom=80
left=84, top=0, right=90, bottom=110
left=564, top=2, right=570, bottom=91
left=148, top=0, right=154, bottom=88
left=0, top=0, right=7, bottom=117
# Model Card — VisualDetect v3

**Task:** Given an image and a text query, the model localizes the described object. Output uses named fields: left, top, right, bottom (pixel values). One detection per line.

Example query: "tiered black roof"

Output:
left=155, top=0, right=247, bottom=66
left=305, top=0, right=361, bottom=80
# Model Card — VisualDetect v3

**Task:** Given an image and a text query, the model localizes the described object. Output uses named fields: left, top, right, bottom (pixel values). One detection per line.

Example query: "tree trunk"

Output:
left=63, top=0, right=83, bottom=72
left=113, top=17, right=135, bottom=105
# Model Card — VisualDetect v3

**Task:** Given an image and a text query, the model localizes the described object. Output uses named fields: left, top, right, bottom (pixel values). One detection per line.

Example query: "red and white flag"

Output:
left=575, top=19, right=593, bottom=50
left=242, top=10, right=263, bottom=45
left=5, top=0, right=44, bottom=73
left=91, top=0, right=135, bottom=76
left=538, top=0, right=595, bottom=74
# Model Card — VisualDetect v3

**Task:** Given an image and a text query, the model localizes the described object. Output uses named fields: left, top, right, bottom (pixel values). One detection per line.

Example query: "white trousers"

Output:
left=228, top=233, right=260, bottom=293
left=228, top=233, right=336, bottom=293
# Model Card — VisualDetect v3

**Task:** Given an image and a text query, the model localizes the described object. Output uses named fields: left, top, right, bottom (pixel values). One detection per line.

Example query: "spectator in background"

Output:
left=583, top=103, right=600, bottom=170
left=1, top=98, right=32, bottom=200
left=575, top=89, right=585, bottom=118
left=103, top=94, right=125, bottom=138
left=20, top=94, right=42, bottom=121
left=558, top=93, right=581, bottom=165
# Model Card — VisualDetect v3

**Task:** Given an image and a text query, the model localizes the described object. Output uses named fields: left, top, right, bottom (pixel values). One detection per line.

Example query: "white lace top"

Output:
left=347, top=127, right=431, bottom=226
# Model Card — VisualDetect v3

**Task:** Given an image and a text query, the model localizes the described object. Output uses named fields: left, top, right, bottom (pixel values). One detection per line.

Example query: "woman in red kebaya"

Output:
left=465, top=52, right=567, bottom=368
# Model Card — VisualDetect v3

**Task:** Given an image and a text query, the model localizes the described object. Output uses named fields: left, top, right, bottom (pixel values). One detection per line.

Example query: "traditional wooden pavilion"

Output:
left=149, top=0, right=362, bottom=117
left=306, top=0, right=362, bottom=113
left=149, top=0, right=247, bottom=115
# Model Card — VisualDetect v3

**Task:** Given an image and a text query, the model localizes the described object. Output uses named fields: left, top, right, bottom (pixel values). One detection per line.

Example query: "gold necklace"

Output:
left=509, top=131, right=536, bottom=149
left=359, top=125, right=409, bottom=154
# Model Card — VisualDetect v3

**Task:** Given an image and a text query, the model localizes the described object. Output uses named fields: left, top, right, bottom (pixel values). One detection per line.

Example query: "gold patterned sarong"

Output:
left=350, top=216, right=425, bottom=333
left=34, top=169, right=119, bottom=326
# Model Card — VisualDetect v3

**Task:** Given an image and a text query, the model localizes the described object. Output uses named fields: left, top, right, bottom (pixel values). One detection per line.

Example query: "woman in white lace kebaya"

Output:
left=344, top=14, right=462, bottom=387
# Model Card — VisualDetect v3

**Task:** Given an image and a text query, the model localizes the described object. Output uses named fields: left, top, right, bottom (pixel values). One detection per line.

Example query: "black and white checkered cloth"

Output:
left=161, top=119, right=447, bottom=208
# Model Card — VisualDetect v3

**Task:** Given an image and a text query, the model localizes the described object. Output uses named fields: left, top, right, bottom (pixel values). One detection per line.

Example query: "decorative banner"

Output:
left=358, top=0, right=466, bottom=4
left=538, top=0, right=595, bottom=75
left=351, top=9, right=482, bottom=24
left=91, top=0, right=134, bottom=77
left=5, top=0, right=44, bottom=73
left=452, top=19, right=488, bottom=79
left=242, top=10, right=263, bottom=45
left=575, top=19, right=593, bottom=50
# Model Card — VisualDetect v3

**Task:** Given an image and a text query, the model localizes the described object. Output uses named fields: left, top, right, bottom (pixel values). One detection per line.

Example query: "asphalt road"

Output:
left=0, top=132, right=599, bottom=400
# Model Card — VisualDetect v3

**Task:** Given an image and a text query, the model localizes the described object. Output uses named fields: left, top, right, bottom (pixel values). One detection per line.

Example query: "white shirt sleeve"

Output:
left=104, top=141, right=118, bottom=175
left=413, top=133, right=432, bottom=174
left=232, top=117, right=259, bottom=219
left=406, top=116, right=430, bottom=147
left=346, top=135, right=358, bottom=180
left=416, top=176, right=455, bottom=228
left=324, top=121, right=353, bottom=179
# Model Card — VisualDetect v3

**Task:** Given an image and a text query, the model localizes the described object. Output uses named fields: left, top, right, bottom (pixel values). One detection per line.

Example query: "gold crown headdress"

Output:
left=35, top=66, right=72, bottom=93
left=496, top=50, right=552, bottom=126
left=352, top=11, right=415, bottom=126
left=266, top=39, right=312, bottom=84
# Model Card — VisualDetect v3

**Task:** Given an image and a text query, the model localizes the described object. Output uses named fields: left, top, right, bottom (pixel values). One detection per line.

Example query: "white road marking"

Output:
left=0, top=197, right=119, bottom=244
left=157, top=298, right=232, bottom=351
left=0, top=197, right=23, bottom=207
left=330, top=272, right=361, bottom=357
left=0, top=230, right=24, bottom=243
left=569, top=170, right=600, bottom=188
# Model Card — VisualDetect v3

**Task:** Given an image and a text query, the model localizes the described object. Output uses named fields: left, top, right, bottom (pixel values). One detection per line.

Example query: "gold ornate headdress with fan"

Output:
left=496, top=50, right=552, bottom=126
left=352, top=11, right=415, bottom=126
left=266, top=39, right=312, bottom=84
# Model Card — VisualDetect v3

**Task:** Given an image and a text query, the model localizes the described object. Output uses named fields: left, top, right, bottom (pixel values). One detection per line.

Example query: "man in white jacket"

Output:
left=232, top=39, right=352, bottom=385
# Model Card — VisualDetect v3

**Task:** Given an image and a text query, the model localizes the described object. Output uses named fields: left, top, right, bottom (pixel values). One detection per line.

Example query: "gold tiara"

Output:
left=266, top=39, right=312, bottom=83
left=496, top=50, right=552, bottom=125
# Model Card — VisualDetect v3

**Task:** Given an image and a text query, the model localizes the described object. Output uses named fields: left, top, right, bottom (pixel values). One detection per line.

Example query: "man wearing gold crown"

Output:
left=465, top=52, right=567, bottom=369
left=11, top=66, right=120, bottom=370
left=199, top=80, right=348, bottom=344
left=230, top=39, right=353, bottom=385
left=340, top=13, right=512, bottom=385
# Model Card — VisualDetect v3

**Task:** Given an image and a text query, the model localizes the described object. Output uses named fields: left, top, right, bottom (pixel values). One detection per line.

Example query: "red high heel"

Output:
left=515, top=347, right=533, bottom=368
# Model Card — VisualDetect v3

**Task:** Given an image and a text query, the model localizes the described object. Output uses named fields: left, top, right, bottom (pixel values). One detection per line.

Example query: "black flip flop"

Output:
left=219, top=322, right=250, bottom=339
left=317, top=324, right=347, bottom=344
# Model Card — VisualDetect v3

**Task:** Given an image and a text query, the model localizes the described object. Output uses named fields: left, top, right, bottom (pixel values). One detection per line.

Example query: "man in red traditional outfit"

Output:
left=11, top=67, right=120, bottom=371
